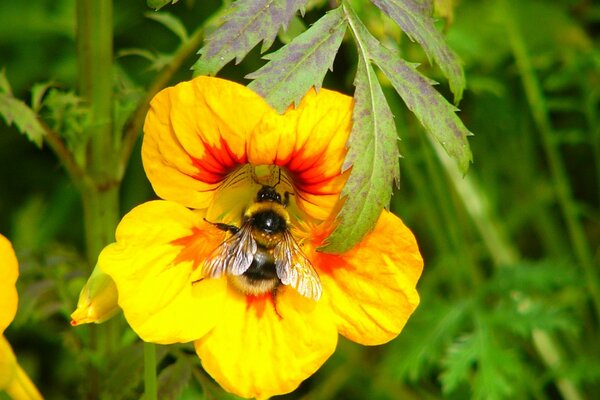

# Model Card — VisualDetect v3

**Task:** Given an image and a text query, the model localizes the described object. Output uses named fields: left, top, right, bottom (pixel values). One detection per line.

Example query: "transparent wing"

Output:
left=203, top=224, right=257, bottom=278
left=274, top=232, right=322, bottom=301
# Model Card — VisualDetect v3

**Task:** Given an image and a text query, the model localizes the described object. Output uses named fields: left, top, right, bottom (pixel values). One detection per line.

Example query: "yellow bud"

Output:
left=70, top=265, right=119, bottom=326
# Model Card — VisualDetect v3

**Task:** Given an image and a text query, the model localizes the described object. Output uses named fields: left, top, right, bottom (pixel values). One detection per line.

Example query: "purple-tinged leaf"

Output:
left=320, top=9, right=399, bottom=253
left=247, top=6, right=346, bottom=113
left=193, top=0, right=308, bottom=76
left=371, top=0, right=465, bottom=103
left=346, top=4, right=472, bottom=173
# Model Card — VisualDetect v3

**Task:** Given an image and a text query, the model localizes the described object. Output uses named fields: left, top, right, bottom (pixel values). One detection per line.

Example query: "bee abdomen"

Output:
left=243, top=250, right=277, bottom=281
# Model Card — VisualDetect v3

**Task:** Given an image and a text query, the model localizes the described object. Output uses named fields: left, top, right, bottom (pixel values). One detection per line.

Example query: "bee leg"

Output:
left=283, top=191, right=295, bottom=207
left=203, top=218, right=239, bottom=235
left=191, top=277, right=205, bottom=285
left=272, top=286, right=283, bottom=320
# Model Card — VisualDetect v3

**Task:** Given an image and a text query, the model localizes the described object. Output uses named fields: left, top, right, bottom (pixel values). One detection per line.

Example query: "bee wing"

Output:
left=274, top=232, right=322, bottom=301
left=203, top=224, right=257, bottom=278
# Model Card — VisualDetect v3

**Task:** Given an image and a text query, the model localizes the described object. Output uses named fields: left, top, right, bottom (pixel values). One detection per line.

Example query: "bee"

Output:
left=203, top=184, right=322, bottom=301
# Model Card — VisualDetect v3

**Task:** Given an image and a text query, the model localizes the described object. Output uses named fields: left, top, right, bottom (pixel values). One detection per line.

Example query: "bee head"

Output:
left=256, top=185, right=282, bottom=204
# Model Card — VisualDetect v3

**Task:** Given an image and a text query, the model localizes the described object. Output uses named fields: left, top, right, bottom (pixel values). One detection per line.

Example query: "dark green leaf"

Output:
left=157, top=357, right=192, bottom=400
left=362, top=23, right=473, bottom=172
left=147, top=0, right=178, bottom=11
left=145, top=11, right=189, bottom=42
left=247, top=6, right=346, bottom=113
left=0, top=93, right=45, bottom=147
left=320, top=23, right=398, bottom=252
left=371, top=0, right=465, bottom=103
left=193, top=0, right=307, bottom=76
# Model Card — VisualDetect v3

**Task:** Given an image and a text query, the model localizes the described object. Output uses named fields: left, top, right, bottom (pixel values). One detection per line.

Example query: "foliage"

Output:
left=1, top=0, right=599, bottom=399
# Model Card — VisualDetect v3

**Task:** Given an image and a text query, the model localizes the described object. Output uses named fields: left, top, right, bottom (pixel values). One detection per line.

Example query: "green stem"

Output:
left=499, top=0, right=600, bottom=321
left=144, top=342, right=158, bottom=400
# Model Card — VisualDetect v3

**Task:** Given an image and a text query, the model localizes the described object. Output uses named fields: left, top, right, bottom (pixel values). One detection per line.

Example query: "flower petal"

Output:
left=143, top=77, right=272, bottom=209
left=0, top=234, right=18, bottom=335
left=312, top=211, right=423, bottom=345
left=99, top=200, right=227, bottom=343
left=195, top=286, right=338, bottom=399
left=248, top=88, right=354, bottom=220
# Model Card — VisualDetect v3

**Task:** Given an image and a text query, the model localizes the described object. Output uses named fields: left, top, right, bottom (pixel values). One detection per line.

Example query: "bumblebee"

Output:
left=203, top=185, right=322, bottom=301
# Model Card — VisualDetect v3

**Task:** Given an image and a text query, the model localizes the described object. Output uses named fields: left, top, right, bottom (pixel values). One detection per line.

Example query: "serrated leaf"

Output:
left=370, top=0, right=465, bottom=103
left=193, top=0, right=308, bottom=76
left=145, top=11, right=189, bottom=42
left=247, top=6, right=346, bottom=113
left=345, top=8, right=472, bottom=173
left=147, top=0, right=178, bottom=11
left=389, top=299, right=470, bottom=381
left=30, top=81, right=54, bottom=113
left=441, top=334, right=477, bottom=393
left=277, top=14, right=307, bottom=45
left=0, top=69, right=12, bottom=95
left=0, top=93, right=45, bottom=147
left=320, top=53, right=399, bottom=253
left=157, top=358, right=192, bottom=400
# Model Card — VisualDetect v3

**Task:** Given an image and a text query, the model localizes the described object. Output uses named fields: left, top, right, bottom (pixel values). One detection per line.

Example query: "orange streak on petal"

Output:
left=245, top=292, right=275, bottom=319
left=171, top=225, right=224, bottom=271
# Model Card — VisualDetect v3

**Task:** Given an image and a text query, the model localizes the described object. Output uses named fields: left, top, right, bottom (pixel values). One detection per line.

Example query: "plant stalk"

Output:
left=144, top=342, right=158, bottom=400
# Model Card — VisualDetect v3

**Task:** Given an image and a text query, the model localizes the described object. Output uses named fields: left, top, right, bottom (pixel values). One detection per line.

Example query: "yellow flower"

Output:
left=0, top=234, right=43, bottom=400
left=98, top=77, right=423, bottom=399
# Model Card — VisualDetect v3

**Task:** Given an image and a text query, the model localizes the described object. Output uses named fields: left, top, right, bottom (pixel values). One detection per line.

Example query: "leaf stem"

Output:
left=119, top=26, right=205, bottom=178
left=144, top=342, right=158, bottom=400
left=39, top=117, right=91, bottom=192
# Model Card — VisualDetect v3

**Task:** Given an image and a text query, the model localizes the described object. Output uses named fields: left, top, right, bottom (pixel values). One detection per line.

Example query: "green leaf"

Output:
left=320, top=21, right=399, bottom=252
left=157, top=357, right=192, bottom=400
left=147, top=0, right=179, bottom=11
left=145, top=11, right=189, bottom=42
left=370, top=0, right=466, bottom=103
left=193, top=0, right=308, bottom=76
left=0, top=69, right=12, bottom=95
left=247, top=6, right=346, bottom=113
left=277, top=14, right=307, bottom=45
left=30, top=81, right=54, bottom=113
left=387, top=299, right=470, bottom=381
left=0, top=92, right=45, bottom=147
left=355, top=16, right=472, bottom=172
left=441, top=333, right=478, bottom=394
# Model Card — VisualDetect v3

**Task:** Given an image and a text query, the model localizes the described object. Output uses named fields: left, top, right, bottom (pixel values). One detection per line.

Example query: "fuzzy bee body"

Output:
left=204, top=186, right=322, bottom=300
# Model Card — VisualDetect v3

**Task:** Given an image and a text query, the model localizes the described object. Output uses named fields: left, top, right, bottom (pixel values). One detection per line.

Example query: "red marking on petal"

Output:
left=245, top=292, right=274, bottom=319
left=189, top=137, right=248, bottom=184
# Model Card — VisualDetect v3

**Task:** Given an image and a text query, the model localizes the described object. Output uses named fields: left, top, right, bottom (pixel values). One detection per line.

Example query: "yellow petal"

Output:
left=195, top=285, right=338, bottom=399
left=70, top=266, right=119, bottom=326
left=142, top=77, right=271, bottom=210
left=143, top=76, right=354, bottom=221
left=0, top=234, right=18, bottom=335
left=0, top=336, right=43, bottom=399
left=311, top=211, right=423, bottom=345
left=99, top=200, right=227, bottom=344
left=0, top=335, right=17, bottom=390
left=249, top=88, right=354, bottom=220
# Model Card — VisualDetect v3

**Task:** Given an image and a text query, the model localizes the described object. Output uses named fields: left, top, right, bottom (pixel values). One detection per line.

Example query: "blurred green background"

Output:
left=1, top=0, right=599, bottom=399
